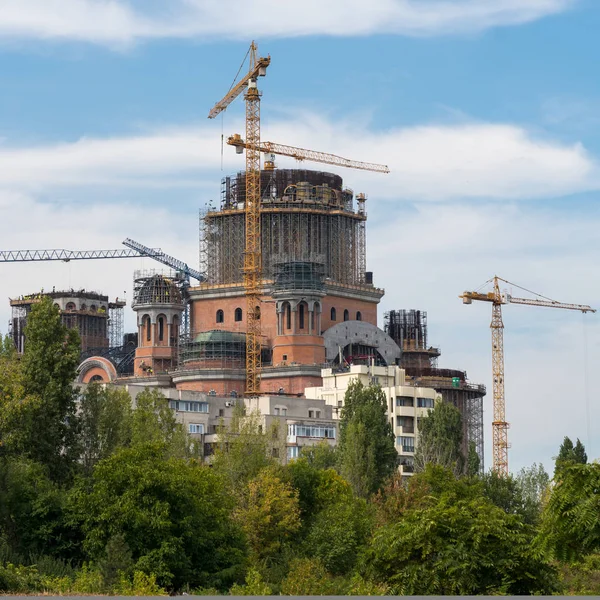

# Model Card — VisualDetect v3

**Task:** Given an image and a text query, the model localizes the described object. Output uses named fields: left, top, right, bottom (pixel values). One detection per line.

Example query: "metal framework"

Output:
left=0, top=248, right=158, bottom=262
left=200, top=170, right=366, bottom=287
left=227, top=134, right=390, bottom=173
left=385, top=308, right=485, bottom=469
left=208, top=42, right=270, bottom=397
left=461, top=275, right=595, bottom=474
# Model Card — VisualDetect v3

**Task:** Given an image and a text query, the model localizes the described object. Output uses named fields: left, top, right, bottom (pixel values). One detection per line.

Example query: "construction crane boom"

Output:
left=0, top=248, right=159, bottom=263
left=227, top=134, right=390, bottom=173
left=460, top=276, right=595, bottom=474
left=208, top=55, right=270, bottom=119
left=122, top=238, right=204, bottom=282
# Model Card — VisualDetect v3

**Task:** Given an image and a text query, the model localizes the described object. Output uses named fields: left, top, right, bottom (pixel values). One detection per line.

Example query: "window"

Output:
left=234, top=307, right=242, bottom=322
left=89, top=374, right=103, bottom=382
left=356, top=311, right=362, bottom=321
left=216, top=309, right=224, bottom=323
left=343, top=309, right=349, bottom=321
left=417, top=397, right=435, bottom=408
left=81, top=303, right=87, bottom=311
left=144, top=315, right=151, bottom=342
left=287, top=446, right=300, bottom=460
left=396, top=396, right=413, bottom=407
left=281, top=408, right=287, bottom=416
left=189, top=423, right=205, bottom=434
left=308, top=410, right=314, bottom=418
left=397, top=416, right=414, bottom=432
left=90, top=305, right=97, bottom=312
left=66, top=302, right=76, bottom=311
left=330, top=307, right=336, bottom=321
left=315, top=410, right=321, bottom=418
left=397, top=436, right=415, bottom=452
left=170, top=401, right=209, bottom=413
left=285, top=303, right=291, bottom=330
left=158, top=316, right=165, bottom=342
left=299, top=303, right=305, bottom=329
left=271, top=448, right=279, bottom=458
left=218, top=408, right=224, bottom=417
left=274, top=407, right=280, bottom=415
left=288, top=424, right=336, bottom=439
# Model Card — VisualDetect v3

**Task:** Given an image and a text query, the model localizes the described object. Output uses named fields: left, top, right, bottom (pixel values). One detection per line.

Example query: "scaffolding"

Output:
left=385, top=308, right=485, bottom=471
left=199, top=169, right=368, bottom=288
left=108, top=299, right=126, bottom=348
left=9, top=289, right=116, bottom=354
left=132, top=271, right=185, bottom=307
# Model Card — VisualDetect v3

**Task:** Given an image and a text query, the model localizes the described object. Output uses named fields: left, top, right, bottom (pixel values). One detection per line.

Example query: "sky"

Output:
left=0, top=0, right=599, bottom=474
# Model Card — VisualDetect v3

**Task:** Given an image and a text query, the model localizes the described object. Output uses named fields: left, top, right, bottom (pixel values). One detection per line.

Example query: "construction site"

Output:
left=2, top=42, right=595, bottom=476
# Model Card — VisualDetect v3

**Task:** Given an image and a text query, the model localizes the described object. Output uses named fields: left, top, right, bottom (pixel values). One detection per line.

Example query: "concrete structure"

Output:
left=9, top=289, right=126, bottom=353
left=96, top=383, right=336, bottom=464
left=305, top=364, right=440, bottom=475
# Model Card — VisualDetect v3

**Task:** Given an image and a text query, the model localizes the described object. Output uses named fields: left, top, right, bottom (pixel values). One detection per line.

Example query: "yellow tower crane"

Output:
left=209, top=43, right=389, bottom=396
left=208, top=42, right=270, bottom=396
left=460, top=276, right=595, bottom=475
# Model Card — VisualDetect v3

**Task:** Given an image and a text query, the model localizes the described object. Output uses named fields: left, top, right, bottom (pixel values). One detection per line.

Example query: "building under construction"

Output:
left=9, top=289, right=126, bottom=353
left=385, top=309, right=485, bottom=466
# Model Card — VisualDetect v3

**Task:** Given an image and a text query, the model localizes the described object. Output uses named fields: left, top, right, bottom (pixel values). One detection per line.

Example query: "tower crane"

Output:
left=460, top=276, right=595, bottom=475
left=208, top=43, right=390, bottom=396
left=208, top=41, right=269, bottom=397
left=226, top=134, right=390, bottom=173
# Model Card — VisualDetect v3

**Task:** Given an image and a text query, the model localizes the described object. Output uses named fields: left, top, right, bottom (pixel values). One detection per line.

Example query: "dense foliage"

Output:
left=0, top=299, right=598, bottom=594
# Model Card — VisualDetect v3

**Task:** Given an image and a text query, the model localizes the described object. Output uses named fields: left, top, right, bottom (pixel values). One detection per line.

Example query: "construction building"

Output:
left=67, top=166, right=486, bottom=467
left=9, top=289, right=126, bottom=353
left=385, top=309, right=486, bottom=465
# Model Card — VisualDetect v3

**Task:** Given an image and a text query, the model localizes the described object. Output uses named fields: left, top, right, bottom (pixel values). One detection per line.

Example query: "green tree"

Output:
left=363, top=468, right=557, bottom=595
left=466, top=440, right=481, bottom=475
left=131, top=389, right=194, bottom=458
left=414, top=399, right=465, bottom=474
left=280, top=558, right=347, bottom=595
left=78, top=384, right=133, bottom=476
left=304, top=495, right=373, bottom=575
left=337, top=381, right=396, bottom=497
left=514, top=462, right=550, bottom=525
left=555, top=436, right=588, bottom=475
left=0, top=457, right=80, bottom=561
left=18, top=297, right=81, bottom=481
left=211, top=404, right=278, bottom=492
left=540, top=462, right=600, bottom=561
left=74, top=442, right=245, bottom=591
left=234, top=468, right=301, bottom=564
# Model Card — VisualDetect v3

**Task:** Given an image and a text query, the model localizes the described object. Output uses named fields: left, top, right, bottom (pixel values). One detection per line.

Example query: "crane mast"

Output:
left=208, top=42, right=269, bottom=397
left=461, top=275, right=595, bottom=474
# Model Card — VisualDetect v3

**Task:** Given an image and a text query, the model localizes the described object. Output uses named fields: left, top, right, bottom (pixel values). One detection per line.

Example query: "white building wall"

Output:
left=305, top=365, right=440, bottom=475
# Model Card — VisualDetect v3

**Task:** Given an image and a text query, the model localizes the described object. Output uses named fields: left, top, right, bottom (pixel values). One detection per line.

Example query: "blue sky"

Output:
left=0, top=0, right=598, bottom=473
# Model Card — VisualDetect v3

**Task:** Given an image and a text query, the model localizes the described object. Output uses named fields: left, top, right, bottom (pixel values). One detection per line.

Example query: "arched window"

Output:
left=90, top=305, right=97, bottom=312
left=285, top=303, right=291, bottom=330
left=81, top=303, right=87, bottom=311
left=343, top=309, right=349, bottom=322
left=158, top=316, right=165, bottom=342
left=172, top=315, right=179, bottom=344
left=66, top=302, right=76, bottom=311
left=299, top=303, right=306, bottom=330
left=356, top=311, right=362, bottom=321
left=330, top=307, right=336, bottom=321
left=234, top=307, right=243, bottom=322
left=255, top=305, right=261, bottom=320
left=90, top=375, right=104, bottom=382
left=216, top=309, right=224, bottom=323
left=144, top=315, right=151, bottom=342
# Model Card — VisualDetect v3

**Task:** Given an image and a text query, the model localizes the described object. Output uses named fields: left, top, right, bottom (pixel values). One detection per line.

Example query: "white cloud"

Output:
left=0, top=116, right=596, bottom=202
left=0, top=0, right=578, bottom=46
